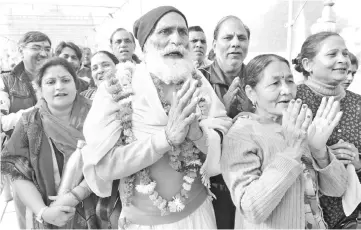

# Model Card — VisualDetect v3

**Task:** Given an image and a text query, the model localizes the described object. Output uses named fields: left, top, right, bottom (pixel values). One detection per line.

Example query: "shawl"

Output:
left=82, top=62, right=232, bottom=197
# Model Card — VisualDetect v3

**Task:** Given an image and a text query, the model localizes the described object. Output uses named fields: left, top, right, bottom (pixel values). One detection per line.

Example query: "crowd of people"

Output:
left=0, top=5, right=360, bottom=230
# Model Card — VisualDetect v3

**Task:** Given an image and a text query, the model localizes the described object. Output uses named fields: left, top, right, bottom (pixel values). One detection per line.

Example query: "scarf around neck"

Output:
left=37, top=95, right=91, bottom=158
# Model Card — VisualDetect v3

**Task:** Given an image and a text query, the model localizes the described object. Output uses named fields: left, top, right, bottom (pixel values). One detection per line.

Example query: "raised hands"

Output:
left=165, top=79, right=201, bottom=145
left=282, top=99, right=313, bottom=161
left=307, top=97, right=343, bottom=159
left=223, top=77, right=241, bottom=114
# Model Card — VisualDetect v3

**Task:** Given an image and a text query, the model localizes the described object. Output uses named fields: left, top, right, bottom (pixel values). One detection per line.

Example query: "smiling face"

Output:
left=91, top=53, right=116, bottom=87
left=246, top=60, right=297, bottom=119
left=40, top=65, right=77, bottom=112
left=111, top=30, right=135, bottom=62
left=143, top=12, right=194, bottom=84
left=213, top=18, right=249, bottom=73
left=305, top=35, right=350, bottom=85
left=20, top=40, right=52, bottom=72
left=189, top=31, right=207, bottom=63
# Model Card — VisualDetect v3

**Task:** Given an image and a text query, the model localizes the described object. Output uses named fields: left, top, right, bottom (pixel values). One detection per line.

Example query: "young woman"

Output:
left=221, top=54, right=347, bottom=229
left=1, top=57, right=96, bottom=229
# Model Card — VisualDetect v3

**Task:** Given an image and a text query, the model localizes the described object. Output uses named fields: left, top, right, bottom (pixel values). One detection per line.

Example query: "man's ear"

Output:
left=18, top=45, right=24, bottom=59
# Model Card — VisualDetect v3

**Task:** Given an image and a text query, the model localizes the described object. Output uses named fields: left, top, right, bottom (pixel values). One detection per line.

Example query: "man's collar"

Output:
left=12, top=61, right=32, bottom=82
left=208, top=60, right=245, bottom=86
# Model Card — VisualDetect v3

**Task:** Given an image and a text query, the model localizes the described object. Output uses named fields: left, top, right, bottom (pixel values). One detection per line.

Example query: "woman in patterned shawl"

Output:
left=293, top=31, right=361, bottom=228
left=1, top=57, right=97, bottom=229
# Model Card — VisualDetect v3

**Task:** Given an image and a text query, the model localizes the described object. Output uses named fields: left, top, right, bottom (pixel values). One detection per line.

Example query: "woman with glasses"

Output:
left=0, top=31, right=52, bottom=229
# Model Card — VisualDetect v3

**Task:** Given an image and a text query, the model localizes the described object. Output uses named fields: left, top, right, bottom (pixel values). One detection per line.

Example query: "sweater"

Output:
left=221, top=113, right=348, bottom=229
left=297, top=82, right=361, bottom=228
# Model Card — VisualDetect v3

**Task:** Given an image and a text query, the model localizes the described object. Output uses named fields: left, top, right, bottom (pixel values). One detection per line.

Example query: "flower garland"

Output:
left=107, top=64, right=209, bottom=215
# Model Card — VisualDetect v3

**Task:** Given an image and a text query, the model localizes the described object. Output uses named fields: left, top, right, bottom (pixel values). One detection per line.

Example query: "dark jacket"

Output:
left=199, top=60, right=252, bottom=118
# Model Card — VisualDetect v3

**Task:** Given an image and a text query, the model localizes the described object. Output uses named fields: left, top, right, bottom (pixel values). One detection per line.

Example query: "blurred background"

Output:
left=0, top=0, right=360, bottom=92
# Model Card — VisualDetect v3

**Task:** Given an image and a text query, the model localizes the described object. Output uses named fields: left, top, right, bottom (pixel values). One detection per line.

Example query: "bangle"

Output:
left=165, top=129, right=175, bottom=152
left=69, top=190, right=82, bottom=203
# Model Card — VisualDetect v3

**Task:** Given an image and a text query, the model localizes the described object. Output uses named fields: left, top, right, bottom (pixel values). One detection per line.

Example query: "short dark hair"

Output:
left=243, top=54, right=290, bottom=90
left=349, top=52, right=359, bottom=69
left=18, top=31, right=52, bottom=47
left=292, top=32, right=341, bottom=77
left=189, top=26, right=204, bottom=33
left=213, top=16, right=250, bottom=40
left=110, top=28, right=136, bottom=46
left=54, top=41, right=82, bottom=60
left=91, top=50, right=119, bottom=65
left=36, top=57, right=78, bottom=90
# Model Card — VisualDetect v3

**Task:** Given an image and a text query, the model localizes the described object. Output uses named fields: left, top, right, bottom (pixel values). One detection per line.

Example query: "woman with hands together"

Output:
left=221, top=54, right=347, bottom=229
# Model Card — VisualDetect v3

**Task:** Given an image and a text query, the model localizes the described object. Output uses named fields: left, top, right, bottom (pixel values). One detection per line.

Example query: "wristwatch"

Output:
left=36, top=206, right=48, bottom=223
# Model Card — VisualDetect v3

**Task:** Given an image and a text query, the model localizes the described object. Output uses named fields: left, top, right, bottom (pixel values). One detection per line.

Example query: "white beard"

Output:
left=143, top=42, right=194, bottom=85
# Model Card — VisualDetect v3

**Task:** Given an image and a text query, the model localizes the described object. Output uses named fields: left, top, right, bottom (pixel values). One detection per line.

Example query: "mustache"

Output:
left=159, top=45, right=189, bottom=56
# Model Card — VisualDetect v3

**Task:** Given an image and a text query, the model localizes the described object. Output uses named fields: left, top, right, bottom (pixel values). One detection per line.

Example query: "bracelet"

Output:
left=164, top=129, right=175, bottom=152
left=69, top=190, right=82, bottom=203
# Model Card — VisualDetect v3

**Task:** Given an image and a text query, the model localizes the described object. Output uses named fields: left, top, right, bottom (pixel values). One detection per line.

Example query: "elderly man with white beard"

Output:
left=80, top=5, right=231, bottom=229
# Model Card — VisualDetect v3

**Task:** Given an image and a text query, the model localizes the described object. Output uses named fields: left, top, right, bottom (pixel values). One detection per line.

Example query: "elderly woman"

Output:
left=293, top=31, right=361, bottom=228
left=81, top=51, right=119, bottom=100
left=0, top=58, right=96, bottom=229
left=221, top=54, right=347, bottom=229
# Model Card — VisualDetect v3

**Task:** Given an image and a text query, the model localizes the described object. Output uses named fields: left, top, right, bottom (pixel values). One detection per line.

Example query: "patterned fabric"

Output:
left=296, top=84, right=361, bottom=228
left=302, top=156, right=327, bottom=229
left=80, top=87, right=97, bottom=100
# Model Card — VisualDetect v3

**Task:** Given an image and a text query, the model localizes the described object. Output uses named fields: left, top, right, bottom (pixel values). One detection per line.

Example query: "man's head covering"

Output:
left=133, top=6, right=188, bottom=50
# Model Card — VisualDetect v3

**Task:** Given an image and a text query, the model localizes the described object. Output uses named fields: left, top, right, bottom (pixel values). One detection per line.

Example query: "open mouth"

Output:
left=119, top=50, right=129, bottom=54
left=54, top=93, right=68, bottom=97
left=165, top=51, right=183, bottom=58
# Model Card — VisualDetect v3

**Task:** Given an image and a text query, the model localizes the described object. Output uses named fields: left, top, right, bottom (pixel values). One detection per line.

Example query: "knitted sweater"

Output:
left=221, top=113, right=348, bottom=229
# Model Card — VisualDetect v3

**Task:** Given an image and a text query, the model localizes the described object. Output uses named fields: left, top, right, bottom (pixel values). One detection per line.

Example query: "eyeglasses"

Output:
left=23, top=45, right=52, bottom=53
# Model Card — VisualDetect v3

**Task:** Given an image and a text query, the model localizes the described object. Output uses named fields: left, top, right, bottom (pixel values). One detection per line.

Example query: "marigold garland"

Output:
left=107, top=63, right=209, bottom=215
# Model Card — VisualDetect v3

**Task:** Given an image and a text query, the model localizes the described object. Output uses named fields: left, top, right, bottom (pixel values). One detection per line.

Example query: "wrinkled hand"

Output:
left=223, top=77, right=240, bottom=114
left=307, top=97, right=343, bottom=159
left=42, top=205, right=76, bottom=227
left=330, top=139, right=360, bottom=169
left=48, top=193, right=79, bottom=207
left=282, top=99, right=312, bottom=161
left=166, top=79, right=201, bottom=145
